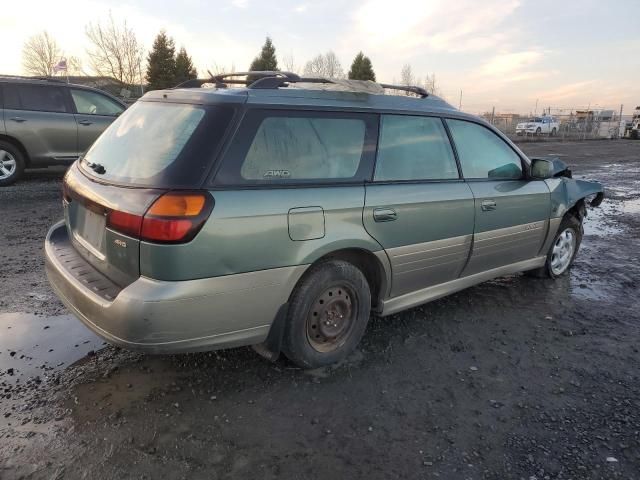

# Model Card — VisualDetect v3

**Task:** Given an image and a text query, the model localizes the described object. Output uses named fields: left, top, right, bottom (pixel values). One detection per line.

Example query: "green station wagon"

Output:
left=45, top=72, right=604, bottom=368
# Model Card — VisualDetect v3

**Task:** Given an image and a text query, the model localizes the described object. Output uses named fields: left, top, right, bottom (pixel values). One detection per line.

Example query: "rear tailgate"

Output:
left=63, top=163, right=163, bottom=287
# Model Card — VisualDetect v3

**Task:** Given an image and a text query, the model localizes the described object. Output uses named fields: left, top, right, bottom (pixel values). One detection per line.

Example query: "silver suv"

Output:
left=0, top=76, right=126, bottom=186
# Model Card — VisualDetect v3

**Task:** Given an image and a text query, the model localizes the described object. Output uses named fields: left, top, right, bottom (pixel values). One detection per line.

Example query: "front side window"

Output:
left=71, top=89, right=124, bottom=116
left=15, top=85, right=68, bottom=113
left=375, top=115, right=458, bottom=181
left=447, top=119, right=523, bottom=179
left=216, top=110, right=376, bottom=185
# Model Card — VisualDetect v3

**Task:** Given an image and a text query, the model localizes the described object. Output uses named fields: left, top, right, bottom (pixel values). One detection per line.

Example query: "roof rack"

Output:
left=174, top=71, right=429, bottom=98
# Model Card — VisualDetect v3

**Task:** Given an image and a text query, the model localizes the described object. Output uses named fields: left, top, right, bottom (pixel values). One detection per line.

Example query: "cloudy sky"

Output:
left=1, top=0, right=638, bottom=113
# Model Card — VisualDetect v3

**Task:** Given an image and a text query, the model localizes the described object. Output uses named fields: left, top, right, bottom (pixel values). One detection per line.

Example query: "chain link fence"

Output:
left=479, top=107, right=631, bottom=142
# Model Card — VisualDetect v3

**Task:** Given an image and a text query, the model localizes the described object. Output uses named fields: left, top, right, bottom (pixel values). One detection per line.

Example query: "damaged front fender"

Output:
left=545, top=177, right=605, bottom=218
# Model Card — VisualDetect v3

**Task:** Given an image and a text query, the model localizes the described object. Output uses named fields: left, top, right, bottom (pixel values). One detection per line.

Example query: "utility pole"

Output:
left=491, top=106, right=495, bottom=125
left=458, top=89, right=462, bottom=111
left=618, top=104, right=624, bottom=138
left=534, top=98, right=538, bottom=116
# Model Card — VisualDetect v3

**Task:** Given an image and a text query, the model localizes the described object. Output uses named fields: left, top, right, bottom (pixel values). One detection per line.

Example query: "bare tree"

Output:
left=209, top=62, right=236, bottom=75
left=303, top=51, right=344, bottom=79
left=282, top=52, right=298, bottom=73
left=400, top=64, right=415, bottom=93
left=66, top=56, right=85, bottom=76
left=421, top=73, right=442, bottom=96
left=22, top=31, right=61, bottom=76
left=85, top=13, right=144, bottom=87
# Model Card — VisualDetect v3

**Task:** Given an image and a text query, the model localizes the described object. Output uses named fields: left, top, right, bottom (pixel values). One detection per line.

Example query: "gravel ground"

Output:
left=1, top=140, right=639, bottom=479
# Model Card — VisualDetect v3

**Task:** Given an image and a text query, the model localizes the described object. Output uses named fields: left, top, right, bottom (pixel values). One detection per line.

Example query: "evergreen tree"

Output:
left=146, top=31, right=176, bottom=90
left=348, top=52, right=376, bottom=81
left=175, top=47, right=197, bottom=84
left=249, top=37, right=279, bottom=71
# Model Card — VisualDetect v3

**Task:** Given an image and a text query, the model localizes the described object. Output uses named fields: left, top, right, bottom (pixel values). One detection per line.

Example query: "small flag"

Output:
left=53, top=58, right=67, bottom=73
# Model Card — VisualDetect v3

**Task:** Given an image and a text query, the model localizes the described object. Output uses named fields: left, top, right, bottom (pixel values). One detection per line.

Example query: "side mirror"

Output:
left=531, top=157, right=571, bottom=179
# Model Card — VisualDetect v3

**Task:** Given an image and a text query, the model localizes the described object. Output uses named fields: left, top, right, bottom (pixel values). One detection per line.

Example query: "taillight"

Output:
left=106, top=192, right=213, bottom=244
left=107, top=210, right=143, bottom=238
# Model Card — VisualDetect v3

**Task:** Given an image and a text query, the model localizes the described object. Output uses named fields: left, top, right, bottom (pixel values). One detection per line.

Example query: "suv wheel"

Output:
left=283, top=260, right=371, bottom=368
left=0, top=142, right=25, bottom=186
left=528, top=215, right=582, bottom=278
left=551, top=127, right=557, bottom=136
left=535, top=127, right=542, bottom=136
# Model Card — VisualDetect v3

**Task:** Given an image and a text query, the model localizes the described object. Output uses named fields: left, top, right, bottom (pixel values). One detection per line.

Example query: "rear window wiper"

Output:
left=84, top=160, right=106, bottom=175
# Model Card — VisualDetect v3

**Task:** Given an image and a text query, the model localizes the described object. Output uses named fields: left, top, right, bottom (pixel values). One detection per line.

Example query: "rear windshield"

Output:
left=81, top=101, right=234, bottom=187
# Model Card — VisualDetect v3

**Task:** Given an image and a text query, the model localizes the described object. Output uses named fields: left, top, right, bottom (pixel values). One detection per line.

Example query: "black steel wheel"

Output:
left=283, top=260, right=371, bottom=368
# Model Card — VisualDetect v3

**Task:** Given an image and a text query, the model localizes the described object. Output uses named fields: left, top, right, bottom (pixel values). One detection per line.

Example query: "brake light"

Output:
left=106, top=192, right=213, bottom=244
left=107, top=210, right=143, bottom=238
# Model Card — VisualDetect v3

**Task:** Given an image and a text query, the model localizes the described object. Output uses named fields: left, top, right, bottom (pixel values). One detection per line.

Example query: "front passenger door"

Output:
left=363, top=115, right=475, bottom=298
left=446, top=119, right=551, bottom=276
left=70, top=88, right=125, bottom=154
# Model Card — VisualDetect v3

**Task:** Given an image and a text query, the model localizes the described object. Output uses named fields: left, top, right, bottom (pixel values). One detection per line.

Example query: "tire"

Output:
left=0, top=141, right=25, bottom=187
left=535, top=127, right=542, bottom=136
left=527, top=215, right=582, bottom=278
left=282, top=260, right=371, bottom=369
left=551, top=127, right=557, bottom=137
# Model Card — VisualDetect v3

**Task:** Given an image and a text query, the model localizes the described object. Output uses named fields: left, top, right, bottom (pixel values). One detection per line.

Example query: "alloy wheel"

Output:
left=550, top=228, right=576, bottom=275
left=0, top=150, right=17, bottom=180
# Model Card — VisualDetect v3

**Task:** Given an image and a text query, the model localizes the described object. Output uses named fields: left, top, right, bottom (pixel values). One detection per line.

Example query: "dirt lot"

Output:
left=1, top=140, right=639, bottom=479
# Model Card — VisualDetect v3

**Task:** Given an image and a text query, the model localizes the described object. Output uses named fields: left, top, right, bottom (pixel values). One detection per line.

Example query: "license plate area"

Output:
left=69, top=204, right=107, bottom=260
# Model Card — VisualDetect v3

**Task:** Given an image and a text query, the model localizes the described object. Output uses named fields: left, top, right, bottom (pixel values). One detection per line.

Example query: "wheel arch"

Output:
left=300, top=247, right=391, bottom=313
left=0, top=134, right=31, bottom=166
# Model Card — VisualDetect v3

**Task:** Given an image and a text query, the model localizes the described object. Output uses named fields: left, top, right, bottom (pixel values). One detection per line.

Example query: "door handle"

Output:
left=78, top=120, right=93, bottom=126
left=373, top=207, right=397, bottom=222
left=481, top=200, right=497, bottom=211
left=10, top=117, right=26, bottom=123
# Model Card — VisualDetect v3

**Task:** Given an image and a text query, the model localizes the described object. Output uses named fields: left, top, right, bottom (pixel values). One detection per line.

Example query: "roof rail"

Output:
left=0, top=74, right=66, bottom=84
left=174, top=71, right=429, bottom=98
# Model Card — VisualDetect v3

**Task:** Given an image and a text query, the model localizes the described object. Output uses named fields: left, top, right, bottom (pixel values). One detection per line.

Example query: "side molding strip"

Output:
left=380, top=256, right=546, bottom=316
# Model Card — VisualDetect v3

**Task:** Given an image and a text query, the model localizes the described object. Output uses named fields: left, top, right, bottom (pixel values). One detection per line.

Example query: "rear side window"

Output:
left=375, top=115, right=458, bottom=181
left=215, top=110, right=377, bottom=185
left=2, top=85, right=21, bottom=109
left=11, top=85, right=69, bottom=113
left=447, top=119, right=522, bottom=179
left=80, top=102, right=234, bottom=187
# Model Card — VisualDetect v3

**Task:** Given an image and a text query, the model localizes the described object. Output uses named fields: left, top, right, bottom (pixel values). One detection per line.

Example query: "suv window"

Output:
left=375, top=115, right=458, bottom=181
left=215, top=110, right=377, bottom=185
left=71, top=88, right=124, bottom=116
left=447, top=119, right=522, bottom=179
left=81, top=102, right=234, bottom=187
left=7, top=84, right=69, bottom=113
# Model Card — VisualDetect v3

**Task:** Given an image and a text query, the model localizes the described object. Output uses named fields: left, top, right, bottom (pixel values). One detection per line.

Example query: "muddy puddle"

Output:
left=0, top=312, right=105, bottom=386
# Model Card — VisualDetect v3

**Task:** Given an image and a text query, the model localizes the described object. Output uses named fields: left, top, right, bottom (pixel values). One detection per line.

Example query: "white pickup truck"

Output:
left=516, top=116, right=560, bottom=136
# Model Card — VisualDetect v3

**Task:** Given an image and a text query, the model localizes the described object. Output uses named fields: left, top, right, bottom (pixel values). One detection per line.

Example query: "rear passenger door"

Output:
left=446, top=119, right=551, bottom=276
left=363, top=115, right=475, bottom=297
left=3, top=84, right=78, bottom=163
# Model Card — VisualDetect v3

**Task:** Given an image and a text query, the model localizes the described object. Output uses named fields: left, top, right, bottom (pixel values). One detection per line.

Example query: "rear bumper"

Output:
left=45, top=221, right=307, bottom=354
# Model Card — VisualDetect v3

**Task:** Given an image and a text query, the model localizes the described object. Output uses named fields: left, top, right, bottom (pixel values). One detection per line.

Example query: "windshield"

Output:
left=81, top=102, right=233, bottom=187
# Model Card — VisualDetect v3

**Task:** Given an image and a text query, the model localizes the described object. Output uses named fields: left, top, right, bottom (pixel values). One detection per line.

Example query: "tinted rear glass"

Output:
left=80, top=102, right=234, bottom=187
left=17, top=85, right=68, bottom=112
left=215, top=109, right=377, bottom=185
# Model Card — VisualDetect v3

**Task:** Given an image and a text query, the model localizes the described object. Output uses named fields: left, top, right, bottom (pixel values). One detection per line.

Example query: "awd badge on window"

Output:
left=264, top=169, right=291, bottom=178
